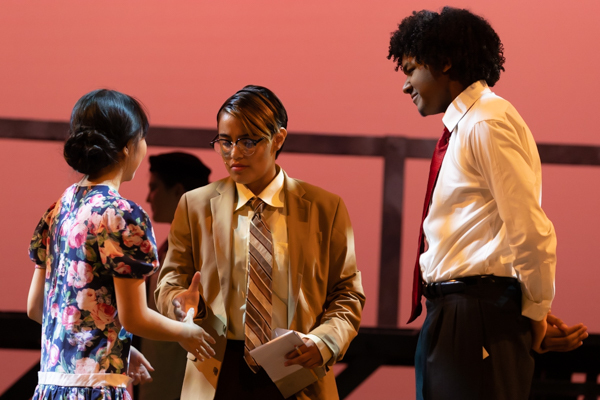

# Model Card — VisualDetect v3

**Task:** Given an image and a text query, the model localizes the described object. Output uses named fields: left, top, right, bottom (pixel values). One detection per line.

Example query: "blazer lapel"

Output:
left=284, top=173, right=311, bottom=328
left=210, top=178, right=235, bottom=305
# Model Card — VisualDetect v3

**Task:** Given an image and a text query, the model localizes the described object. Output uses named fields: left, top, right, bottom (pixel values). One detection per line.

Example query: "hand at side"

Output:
left=128, top=346, right=154, bottom=385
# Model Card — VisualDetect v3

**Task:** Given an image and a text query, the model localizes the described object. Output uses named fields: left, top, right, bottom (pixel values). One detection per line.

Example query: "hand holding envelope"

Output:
left=250, top=329, right=325, bottom=398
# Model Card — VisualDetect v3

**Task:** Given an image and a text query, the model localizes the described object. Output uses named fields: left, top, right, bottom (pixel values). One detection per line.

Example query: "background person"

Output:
left=140, top=152, right=211, bottom=400
left=26, top=89, right=215, bottom=400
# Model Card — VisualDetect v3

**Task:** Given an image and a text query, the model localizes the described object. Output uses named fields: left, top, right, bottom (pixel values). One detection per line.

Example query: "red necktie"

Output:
left=407, top=127, right=452, bottom=323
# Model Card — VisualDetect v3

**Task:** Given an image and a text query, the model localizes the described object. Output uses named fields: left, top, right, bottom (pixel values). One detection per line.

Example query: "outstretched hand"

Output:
left=173, top=271, right=201, bottom=322
left=540, top=313, right=588, bottom=353
left=172, top=272, right=215, bottom=361
left=179, top=322, right=217, bottom=362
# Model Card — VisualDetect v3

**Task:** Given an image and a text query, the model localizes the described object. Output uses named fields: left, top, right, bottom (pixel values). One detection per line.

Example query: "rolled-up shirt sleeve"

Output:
left=469, top=119, right=556, bottom=321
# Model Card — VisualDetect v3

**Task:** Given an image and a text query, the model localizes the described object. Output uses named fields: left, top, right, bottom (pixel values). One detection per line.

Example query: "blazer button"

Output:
left=213, top=367, right=219, bottom=376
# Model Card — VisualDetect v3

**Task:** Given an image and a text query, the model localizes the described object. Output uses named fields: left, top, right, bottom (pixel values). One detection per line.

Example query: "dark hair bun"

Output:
left=63, top=128, right=119, bottom=177
left=63, top=89, right=149, bottom=178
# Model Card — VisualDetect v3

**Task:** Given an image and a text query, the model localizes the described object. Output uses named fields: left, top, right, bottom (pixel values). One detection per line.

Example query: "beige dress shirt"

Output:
left=231, top=167, right=332, bottom=363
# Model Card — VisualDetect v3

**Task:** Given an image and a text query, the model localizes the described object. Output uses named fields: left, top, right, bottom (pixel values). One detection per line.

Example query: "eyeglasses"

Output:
left=210, top=137, right=266, bottom=157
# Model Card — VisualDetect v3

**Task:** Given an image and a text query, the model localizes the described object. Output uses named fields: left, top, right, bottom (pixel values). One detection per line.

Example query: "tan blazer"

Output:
left=155, top=171, right=365, bottom=400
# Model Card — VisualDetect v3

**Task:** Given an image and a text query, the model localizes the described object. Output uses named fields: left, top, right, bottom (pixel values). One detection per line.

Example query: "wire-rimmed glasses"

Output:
left=210, top=137, right=266, bottom=157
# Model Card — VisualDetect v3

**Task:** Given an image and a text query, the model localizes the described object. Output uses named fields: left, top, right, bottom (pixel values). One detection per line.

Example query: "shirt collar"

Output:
left=235, top=166, right=285, bottom=211
left=442, top=80, right=491, bottom=133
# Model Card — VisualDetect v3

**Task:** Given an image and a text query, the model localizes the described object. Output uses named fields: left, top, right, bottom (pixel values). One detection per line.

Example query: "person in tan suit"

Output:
left=155, top=85, right=365, bottom=400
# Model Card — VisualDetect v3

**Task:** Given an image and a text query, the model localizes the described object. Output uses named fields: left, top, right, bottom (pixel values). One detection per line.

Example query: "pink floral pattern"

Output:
left=29, top=184, right=157, bottom=400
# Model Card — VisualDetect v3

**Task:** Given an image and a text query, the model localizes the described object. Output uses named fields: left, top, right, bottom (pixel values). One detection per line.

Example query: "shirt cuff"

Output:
left=305, top=333, right=333, bottom=366
left=521, top=296, right=552, bottom=321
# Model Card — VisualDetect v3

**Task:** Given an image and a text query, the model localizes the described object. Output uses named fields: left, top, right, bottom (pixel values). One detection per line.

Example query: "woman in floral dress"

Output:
left=26, top=89, right=216, bottom=400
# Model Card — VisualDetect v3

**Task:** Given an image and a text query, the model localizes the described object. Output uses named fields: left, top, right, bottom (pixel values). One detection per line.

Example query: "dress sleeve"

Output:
left=28, top=202, right=57, bottom=269
left=98, top=201, right=159, bottom=279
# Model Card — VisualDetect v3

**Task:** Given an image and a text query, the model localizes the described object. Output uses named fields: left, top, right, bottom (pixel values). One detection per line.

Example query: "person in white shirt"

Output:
left=387, top=7, right=587, bottom=400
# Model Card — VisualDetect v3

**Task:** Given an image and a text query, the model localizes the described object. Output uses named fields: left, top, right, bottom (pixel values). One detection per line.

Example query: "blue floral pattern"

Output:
left=29, top=184, right=159, bottom=400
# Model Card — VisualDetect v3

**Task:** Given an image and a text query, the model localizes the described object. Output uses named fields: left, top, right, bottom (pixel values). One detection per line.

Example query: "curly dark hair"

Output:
left=388, top=7, right=505, bottom=87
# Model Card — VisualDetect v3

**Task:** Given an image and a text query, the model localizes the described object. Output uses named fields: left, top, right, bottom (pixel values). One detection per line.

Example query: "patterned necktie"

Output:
left=407, top=127, right=452, bottom=323
left=243, top=197, right=274, bottom=373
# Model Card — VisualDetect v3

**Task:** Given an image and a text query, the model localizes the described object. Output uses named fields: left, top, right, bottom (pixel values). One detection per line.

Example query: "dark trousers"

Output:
left=214, top=340, right=287, bottom=400
left=415, top=278, right=535, bottom=400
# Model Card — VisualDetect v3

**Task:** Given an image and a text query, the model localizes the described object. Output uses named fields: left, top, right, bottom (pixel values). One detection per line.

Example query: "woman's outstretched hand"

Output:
left=179, top=319, right=216, bottom=362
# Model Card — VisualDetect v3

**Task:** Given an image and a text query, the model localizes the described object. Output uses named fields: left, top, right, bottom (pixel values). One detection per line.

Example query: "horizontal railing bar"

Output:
left=1, top=118, right=599, bottom=164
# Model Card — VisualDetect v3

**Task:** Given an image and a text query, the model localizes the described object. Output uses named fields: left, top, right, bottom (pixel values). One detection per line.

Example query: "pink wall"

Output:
left=1, top=1, right=599, bottom=398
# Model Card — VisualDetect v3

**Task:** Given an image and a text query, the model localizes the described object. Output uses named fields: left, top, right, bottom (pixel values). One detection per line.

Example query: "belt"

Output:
left=422, top=275, right=518, bottom=299
left=38, top=372, right=132, bottom=388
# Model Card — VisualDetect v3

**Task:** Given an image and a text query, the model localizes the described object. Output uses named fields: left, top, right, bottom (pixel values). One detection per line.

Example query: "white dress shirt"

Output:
left=420, top=80, right=557, bottom=321
left=229, top=167, right=332, bottom=363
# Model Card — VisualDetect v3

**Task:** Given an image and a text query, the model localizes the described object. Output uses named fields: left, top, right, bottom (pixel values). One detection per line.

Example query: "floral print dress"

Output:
left=29, top=184, right=159, bottom=400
